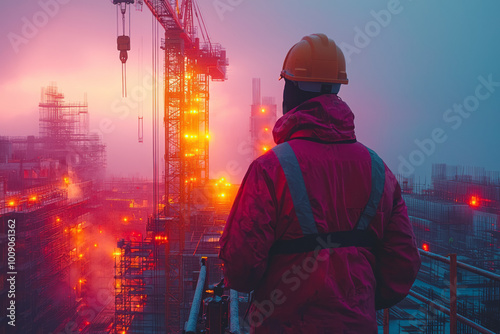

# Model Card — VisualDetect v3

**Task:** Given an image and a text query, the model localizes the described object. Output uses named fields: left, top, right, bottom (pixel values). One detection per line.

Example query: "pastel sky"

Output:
left=1, top=0, right=499, bottom=184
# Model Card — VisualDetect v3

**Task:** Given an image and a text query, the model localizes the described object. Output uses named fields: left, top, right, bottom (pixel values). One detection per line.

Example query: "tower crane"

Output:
left=112, top=0, right=228, bottom=332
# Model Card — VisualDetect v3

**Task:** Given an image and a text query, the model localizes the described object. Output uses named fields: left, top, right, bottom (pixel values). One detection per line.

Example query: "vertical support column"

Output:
left=164, top=34, right=185, bottom=333
left=449, top=253, right=457, bottom=334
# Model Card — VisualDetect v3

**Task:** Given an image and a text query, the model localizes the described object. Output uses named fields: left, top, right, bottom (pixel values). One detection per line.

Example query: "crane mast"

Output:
left=113, top=1, right=227, bottom=332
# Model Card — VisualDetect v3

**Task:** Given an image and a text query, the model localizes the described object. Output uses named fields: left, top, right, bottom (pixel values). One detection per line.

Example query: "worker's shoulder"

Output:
left=252, top=148, right=280, bottom=169
left=354, top=142, right=399, bottom=180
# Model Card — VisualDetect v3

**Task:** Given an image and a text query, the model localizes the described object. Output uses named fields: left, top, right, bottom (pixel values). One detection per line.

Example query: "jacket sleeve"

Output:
left=375, top=173, right=421, bottom=310
left=219, top=160, right=277, bottom=293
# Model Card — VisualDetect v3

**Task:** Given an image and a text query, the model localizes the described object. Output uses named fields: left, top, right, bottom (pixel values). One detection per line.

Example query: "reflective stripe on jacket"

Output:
left=219, top=94, right=421, bottom=334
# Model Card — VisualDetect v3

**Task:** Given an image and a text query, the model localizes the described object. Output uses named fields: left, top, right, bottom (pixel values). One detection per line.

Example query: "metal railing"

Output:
left=384, top=249, right=500, bottom=334
left=185, top=257, right=240, bottom=334
left=186, top=257, right=208, bottom=334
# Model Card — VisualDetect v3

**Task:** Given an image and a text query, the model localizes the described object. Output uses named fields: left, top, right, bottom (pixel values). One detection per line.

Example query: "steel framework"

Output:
left=112, top=1, right=227, bottom=332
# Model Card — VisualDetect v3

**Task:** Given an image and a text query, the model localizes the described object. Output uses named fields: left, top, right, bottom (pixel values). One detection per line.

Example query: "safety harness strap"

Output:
left=271, top=142, right=385, bottom=255
left=272, top=142, right=318, bottom=235
left=355, top=147, right=385, bottom=230
left=269, top=229, right=376, bottom=255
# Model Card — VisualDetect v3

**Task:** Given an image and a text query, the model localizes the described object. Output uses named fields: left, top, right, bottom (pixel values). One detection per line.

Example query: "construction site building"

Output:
left=379, top=164, right=500, bottom=333
left=113, top=177, right=238, bottom=333
left=0, top=85, right=106, bottom=334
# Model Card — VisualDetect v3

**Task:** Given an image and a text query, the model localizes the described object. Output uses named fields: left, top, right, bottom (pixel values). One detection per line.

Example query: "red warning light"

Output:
left=422, top=243, right=430, bottom=252
left=468, top=196, right=480, bottom=208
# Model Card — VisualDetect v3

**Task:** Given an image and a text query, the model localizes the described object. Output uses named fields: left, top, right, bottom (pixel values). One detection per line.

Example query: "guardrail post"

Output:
left=185, top=257, right=207, bottom=334
left=383, top=308, right=389, bottom=334
left=230, top=289, right=241, bottom=334
left=449, top=253, right=457, bottom=334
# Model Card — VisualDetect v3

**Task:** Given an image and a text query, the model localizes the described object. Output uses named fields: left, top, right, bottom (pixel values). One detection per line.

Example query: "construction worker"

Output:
left=219, top=33, right=421, bottom=333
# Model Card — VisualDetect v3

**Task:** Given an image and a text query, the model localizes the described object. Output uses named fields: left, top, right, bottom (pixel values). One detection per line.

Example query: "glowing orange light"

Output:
left=64, top=229, right=68, bottom=233
left=123, top=217, right=128, bottom=222
left=56, top=218, right=60, bottom=222
left=264, top=128, right=269, bottom=131
left=469, top=196, right=480, bottom=207
left=422, top=243, right=430, bottom=252
left=30, top=195, right=37, bottom=201
left=261, top=108, right=265, bottom=113
left=100, top=230, right=103, bottom=234
left=63, top=177, right=70, bottom=185
left=79, top=254, right=83, bottom=258
left=262, top=147, right=268, bottom=151
left=113, top=251, right=122, bottom=257
left=94, top=244, right=98, bottom=248
left=8, top=200, right=15, bottom=206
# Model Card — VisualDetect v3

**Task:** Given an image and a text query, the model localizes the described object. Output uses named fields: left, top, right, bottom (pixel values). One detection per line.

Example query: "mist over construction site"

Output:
left=1, top=1, right=500, bottom=333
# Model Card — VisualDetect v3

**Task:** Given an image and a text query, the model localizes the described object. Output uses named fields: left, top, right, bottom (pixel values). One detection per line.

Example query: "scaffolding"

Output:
left=0, top=84, right=107, bottom=333
left=379, top=250, right=500, bottom=334
left=0, top=185, right=94, bottom=333
left=114, top=240, right=160, bottom=334
left=38, top=84, right=106, bottom=182
left=401, top=164, right=500, bottom=266
left=113, top=207, right=227, bottom=333
left=389, top=164, right=500, bottom=333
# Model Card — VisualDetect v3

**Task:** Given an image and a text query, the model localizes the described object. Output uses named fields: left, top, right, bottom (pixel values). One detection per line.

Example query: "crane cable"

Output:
left=117, top=2, right=130, bottom=97
left=194, top=0, right=211, bottom=48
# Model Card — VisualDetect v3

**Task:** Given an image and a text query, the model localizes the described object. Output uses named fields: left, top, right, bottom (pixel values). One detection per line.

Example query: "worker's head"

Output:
left=281, top=33, right=348, bottom=114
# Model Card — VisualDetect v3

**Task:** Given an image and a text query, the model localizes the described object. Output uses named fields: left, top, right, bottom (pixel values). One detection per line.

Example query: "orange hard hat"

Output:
left=281, top=33, right=348, bottom=85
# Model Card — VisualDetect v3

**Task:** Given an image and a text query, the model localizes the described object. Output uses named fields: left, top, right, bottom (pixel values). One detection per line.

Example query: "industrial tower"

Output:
left=250, top=78, right=277, bottom=159
left=112, top=1, right=228, bottom=332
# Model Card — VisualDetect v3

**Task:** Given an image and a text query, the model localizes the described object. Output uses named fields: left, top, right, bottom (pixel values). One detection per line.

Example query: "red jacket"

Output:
left=219, top=94, right=421, bottom=333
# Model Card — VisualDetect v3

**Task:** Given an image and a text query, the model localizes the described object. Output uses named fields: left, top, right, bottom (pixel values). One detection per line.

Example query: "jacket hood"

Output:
left=273, top=94, right=356, bottom=144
